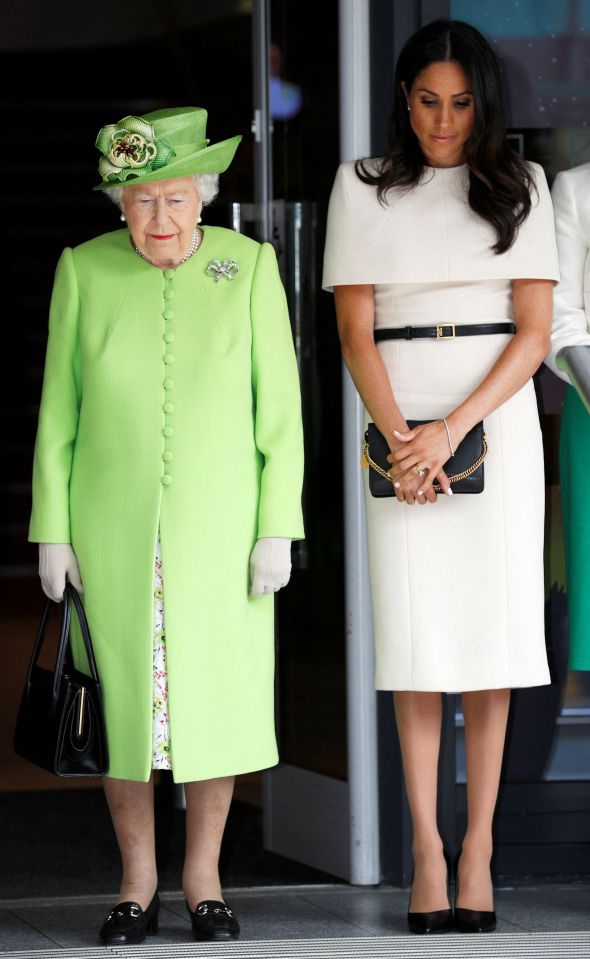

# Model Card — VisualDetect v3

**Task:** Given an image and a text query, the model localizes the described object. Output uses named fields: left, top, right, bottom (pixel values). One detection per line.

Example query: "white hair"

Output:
left=105, top=172, right=219, bottom=209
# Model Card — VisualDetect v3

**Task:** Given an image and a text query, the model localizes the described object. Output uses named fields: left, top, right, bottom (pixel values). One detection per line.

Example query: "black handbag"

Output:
left=363, top=420, right=487, bottom=498
left=14, top=583, right=108, bottom=777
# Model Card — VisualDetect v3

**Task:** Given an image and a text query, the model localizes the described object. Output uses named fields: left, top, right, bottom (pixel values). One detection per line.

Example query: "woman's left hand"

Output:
left=249, top=537, right=292, bottom=597
left=387, top=420, right=453, bottom=500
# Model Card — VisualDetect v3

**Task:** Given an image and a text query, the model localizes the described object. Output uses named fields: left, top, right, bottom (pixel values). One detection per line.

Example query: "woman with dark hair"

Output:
left=324, top=20, right=558, bottom=935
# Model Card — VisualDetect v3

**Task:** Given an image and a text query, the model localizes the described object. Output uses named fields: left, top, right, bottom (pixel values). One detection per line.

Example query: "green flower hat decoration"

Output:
left=93, top=106, right=242, bottom=191
left=96, top=116, right=174, bottom=183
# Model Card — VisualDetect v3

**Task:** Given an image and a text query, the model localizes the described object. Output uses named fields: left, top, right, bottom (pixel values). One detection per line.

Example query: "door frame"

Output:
left=258, top=0, right=381, bottom=885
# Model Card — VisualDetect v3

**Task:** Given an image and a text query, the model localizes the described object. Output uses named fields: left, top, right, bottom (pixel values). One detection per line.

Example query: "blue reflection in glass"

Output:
left=450, top=0, right=590, bottom=128
left=451, top=0, right=590, bottom=36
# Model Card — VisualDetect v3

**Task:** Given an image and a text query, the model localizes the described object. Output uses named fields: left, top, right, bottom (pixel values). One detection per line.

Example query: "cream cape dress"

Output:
left=323, top=162, right=559, bottom=692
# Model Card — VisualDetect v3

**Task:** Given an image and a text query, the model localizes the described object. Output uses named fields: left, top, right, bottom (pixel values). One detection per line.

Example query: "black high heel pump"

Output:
left=99, top=892, right=160, bottom=945
left=407, top=849, right=454, bottom=935
left=454, top=848, right=496, bottom=933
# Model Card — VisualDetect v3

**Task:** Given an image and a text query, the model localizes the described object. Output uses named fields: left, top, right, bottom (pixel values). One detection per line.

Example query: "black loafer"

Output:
left=187, top=899, right=240, bottom=941
left=454, top=907, right=496, bottom=933
left=99, top=893, right=160, bottom=945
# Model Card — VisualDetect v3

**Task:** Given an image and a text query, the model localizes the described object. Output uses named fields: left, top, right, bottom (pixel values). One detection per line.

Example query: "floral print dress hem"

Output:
left=152, top=532, right=172, bottom=769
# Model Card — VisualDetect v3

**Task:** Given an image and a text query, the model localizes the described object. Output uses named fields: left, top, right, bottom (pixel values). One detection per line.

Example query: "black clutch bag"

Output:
left=363, top=420, right=487, bottom=498
left=14, top=583, right=108, bottom=777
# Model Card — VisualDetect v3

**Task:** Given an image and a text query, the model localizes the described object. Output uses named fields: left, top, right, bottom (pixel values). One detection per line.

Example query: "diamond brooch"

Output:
left=206, top=258, right=239, bottom=282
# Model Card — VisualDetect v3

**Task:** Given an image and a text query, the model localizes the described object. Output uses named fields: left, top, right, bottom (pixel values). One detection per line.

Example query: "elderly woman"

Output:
left=29, top=106, right=304, bottom=945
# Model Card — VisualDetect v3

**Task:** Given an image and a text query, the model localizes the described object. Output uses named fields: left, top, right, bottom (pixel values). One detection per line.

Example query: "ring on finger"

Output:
left=416, top=463, right=427, bottom=477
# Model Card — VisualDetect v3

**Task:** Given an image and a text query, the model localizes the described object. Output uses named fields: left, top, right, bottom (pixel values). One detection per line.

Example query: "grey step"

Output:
left=2, top=931, right=590, bottom=958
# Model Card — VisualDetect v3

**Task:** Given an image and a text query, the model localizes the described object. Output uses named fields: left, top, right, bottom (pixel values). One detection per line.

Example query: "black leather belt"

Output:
left=374, top=322, right=516, bottom=342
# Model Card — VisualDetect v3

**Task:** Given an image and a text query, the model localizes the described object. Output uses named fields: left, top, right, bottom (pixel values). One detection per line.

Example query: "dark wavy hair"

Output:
left=356, top=19, right=534, bottom=254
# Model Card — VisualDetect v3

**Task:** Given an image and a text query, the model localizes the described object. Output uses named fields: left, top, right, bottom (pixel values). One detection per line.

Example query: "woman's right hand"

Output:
left=387, top=421, right=452, bottom=505
left=38, top=544, right=84, bottom=602
left=386, top=434, right=426, bottom=505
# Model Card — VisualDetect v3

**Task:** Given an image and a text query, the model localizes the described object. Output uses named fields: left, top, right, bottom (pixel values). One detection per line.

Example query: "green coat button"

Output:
left=163, top=426, right=174, bottom=437
left=163, top=402, right=174, bottom=414
left=161, top=475, right=173, bottom=487
left=164, top=354, right=174, bottom=365
left=163, top=289, right=174, bottom=300
left=164, top=332, right=175, bottom=343
left=163, top=451, right=174, bottom=462
left=164, top=310, right=174, bottom=321
left=164, top=269, right=175, bottom=280
left=163, top=378, right=174, bottom=390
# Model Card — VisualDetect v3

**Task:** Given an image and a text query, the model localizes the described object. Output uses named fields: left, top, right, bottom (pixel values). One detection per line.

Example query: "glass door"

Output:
left=248, top=0, right=352, bottom=880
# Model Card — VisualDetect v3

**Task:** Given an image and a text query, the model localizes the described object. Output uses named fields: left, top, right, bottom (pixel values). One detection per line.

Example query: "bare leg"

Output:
left=394, top=691, right=449, bottom=911
left=183, top=776, right=235, bottom=910
left=457, top=688, right=510, bottom=910
left=103, top=776, right=157, bottom=909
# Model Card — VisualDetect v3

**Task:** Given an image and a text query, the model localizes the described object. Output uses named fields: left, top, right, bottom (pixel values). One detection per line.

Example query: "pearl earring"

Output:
left=120, top=213, right=126, bottom=222
left=407, top=104, right=410, bottom=112
left=198, top=216, right=202, bottom=224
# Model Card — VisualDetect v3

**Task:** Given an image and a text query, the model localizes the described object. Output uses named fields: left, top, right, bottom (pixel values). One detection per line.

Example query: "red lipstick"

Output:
left=151, top=234, right=175, bottom=240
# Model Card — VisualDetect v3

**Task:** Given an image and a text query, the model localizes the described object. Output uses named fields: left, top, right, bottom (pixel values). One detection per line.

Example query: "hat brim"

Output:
left=93, top=134, right=242, bottom=191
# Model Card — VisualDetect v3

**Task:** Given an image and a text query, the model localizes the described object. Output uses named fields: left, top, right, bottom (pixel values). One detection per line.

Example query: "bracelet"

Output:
left=441, top=417, right=455, bottom=457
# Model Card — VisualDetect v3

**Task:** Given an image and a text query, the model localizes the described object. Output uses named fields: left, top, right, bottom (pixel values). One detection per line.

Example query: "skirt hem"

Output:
left=375, top=676, right=552, bottom=693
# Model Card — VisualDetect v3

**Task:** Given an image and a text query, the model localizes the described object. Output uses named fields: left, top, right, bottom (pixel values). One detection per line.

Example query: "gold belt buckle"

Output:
left=436, top=323, right=455, bottom=340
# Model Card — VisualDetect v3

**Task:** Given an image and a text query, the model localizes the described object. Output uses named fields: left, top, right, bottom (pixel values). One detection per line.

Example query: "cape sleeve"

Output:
left=503, top=161, right=560, bottom=282
left=545, top=168, right=590, bottom=381
left=322, top=164, right=350, bottom=292
left=322, top=161, right=391, bottom=291
left=322, top=160, right=560, bottom=288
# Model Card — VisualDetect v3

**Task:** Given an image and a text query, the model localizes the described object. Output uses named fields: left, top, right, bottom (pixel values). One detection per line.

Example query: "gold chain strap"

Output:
left=362, top=433, right=488, bottom=492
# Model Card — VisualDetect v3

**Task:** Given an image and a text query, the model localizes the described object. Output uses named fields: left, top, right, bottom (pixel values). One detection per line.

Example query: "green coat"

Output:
left=29, top=227, right=305, bottom=782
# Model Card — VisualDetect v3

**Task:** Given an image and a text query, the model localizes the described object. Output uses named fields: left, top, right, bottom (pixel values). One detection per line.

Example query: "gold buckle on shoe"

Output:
left=436, top=324, right=455, bottom=340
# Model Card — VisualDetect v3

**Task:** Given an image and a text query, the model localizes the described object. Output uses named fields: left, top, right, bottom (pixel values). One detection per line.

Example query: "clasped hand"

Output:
left=387, top=420, right=453, bottom=505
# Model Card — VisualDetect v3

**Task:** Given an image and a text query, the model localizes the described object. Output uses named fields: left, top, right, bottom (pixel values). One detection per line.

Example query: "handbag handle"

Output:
left=58, top=584, right=101, bottom=697
left=25, top=584, right=101, bottom=712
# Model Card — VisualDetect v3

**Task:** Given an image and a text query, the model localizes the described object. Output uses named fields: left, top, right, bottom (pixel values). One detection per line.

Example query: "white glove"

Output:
left=249, top=537, right=292, bottom=597
left=38, top=543, right=84, bottom=603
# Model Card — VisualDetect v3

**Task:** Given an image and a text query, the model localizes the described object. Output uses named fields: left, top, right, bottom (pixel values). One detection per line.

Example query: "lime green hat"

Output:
left=93, top=106, right=241, bottom=191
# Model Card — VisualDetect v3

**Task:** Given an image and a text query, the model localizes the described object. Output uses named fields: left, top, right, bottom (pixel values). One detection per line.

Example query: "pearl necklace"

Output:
left=131, top=228, right=202, bottom=266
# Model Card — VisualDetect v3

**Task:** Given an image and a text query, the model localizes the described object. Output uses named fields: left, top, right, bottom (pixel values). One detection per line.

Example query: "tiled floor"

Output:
left=0, top=883, right=589, bottom=952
